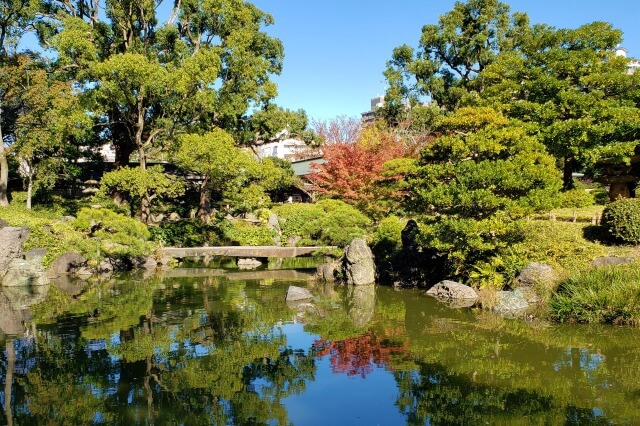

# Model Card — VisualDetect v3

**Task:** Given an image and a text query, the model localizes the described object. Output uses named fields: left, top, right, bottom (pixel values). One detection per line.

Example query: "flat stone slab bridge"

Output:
left=162, top=246, right=334, bottom=259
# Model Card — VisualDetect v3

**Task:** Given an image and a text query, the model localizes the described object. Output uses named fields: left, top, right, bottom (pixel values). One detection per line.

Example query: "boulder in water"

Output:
left=343, top=238, right=376, bottom=285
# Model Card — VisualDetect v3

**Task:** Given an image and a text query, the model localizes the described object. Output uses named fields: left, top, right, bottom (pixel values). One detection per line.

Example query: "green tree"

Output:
left=382, top=0, right=528, bottom=122
left=47, top=0, right=290, bottom=169
left=0, top=0, right=38, bottom=206
left=99, top=165, right=184, bottom=223
left=403, top=106, right=561, bottom=275
left=175, top=130, right=256, bottom=221
left=11, top=56, right=92, bottom=209
left=480, top=21, right=640, bottom=190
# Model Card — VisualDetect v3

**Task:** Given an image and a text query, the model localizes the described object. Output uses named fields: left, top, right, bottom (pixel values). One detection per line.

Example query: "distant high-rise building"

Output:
left=362, top=95, right=385, bottom=123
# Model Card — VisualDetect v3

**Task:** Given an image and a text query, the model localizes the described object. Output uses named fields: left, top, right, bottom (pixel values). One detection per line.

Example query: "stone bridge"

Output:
left=161, top=246, right=334, bottom=260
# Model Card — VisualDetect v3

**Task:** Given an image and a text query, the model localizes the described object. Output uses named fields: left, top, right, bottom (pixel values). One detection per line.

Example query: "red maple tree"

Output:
left=308, top=125, right=414, bottom=217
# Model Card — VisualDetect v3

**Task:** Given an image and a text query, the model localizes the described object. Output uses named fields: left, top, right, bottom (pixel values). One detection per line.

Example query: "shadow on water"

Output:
left=1, top=271, right=639, bottom=424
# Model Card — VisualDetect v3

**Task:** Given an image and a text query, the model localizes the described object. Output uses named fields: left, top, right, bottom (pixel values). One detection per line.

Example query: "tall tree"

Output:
left=481, top=21, right=640, bottom=190
left=11, top=55, right=92, bottom=208
left=0, top=0, right=37, bottom=205
left=400, top=106, right=561, bottom=275
left=47, top=0, right=291, bottom=169
left=382, top=0, right=528, bottom=122
left=174, top=129, right=256, bottom=222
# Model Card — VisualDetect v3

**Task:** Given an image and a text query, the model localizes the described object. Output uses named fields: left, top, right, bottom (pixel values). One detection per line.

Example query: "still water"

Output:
left=1, top=266, right=640, bottom=425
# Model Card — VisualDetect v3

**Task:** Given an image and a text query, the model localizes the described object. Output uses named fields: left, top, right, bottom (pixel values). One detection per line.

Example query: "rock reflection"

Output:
left=2, top=272, right=640, bottom=424
left=347, top=283, right=376, bottom=327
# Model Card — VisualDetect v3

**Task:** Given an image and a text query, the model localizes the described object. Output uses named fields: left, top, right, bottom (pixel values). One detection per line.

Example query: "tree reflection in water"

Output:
left=0, top=274, right=640, bottom=424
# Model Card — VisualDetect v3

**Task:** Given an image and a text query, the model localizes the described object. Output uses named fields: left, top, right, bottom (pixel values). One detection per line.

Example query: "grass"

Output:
left=0, top=202, right=81, bottom=267
left=532, top=205, right=605, bottom=222
left=550, top=263, right=640, bottom=325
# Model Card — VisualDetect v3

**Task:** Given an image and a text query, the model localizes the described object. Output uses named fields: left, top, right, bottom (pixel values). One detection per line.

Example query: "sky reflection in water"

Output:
left=1, top=270, right=639, bottom=424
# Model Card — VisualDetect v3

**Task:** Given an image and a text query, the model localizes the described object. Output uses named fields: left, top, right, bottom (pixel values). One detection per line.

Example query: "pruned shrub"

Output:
left=149, top=219, right=226, bottom=247
left=371, top=216, right=406, bottom=257
left=560, top=189, right=595, bottom=208
left=223, top=220, right=277, bottom=246
left=73, top=208, right=154, bottom=261
left=273, top=200, right=370, bottom=247
left=601, top=198, right=640, bottom=244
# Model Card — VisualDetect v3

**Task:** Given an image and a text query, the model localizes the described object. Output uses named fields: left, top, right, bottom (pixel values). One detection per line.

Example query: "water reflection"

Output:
left=0, top=273, right=639, bottom=424
left=347, top=284, right=375, bottom=327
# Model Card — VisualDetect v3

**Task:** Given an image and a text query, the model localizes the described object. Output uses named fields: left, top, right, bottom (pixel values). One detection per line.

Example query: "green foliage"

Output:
left=468, top=257, right=506, bottom=290
left=272, top=203, right=324, bottom=244
left=314, top=199, right=371, bottom=246
left=559, top=189, right=596, bottom=209
left=73, top=207, right=153, bottom=260
left=408, top=107, right=562, bottom=219
left=481, top=21, right=639, bottom=190
left=175, top=130, right=253, bottom=188
left=418, top=214, right=522, bottom=278
left=382, top=0, right=524, bottom=116
left=371, top=215, right=406, bottom=256
left=0, top=201, right=79, bottom=267
left=273, top=200, right=371, bottom=247
left=601, top=198, right=640, bottom=244
left=223, top=220, right=277, bottom=246
left=397, top=107, right=562, bottom=279
left=148, top=219, right=226, bottom=247
left=226, top=183, right=272, bottom=213
left=99, top=166, right=184, bottom=221
left=502, top=220, right=609, bottom=279
left=550, top=263, right=640, bottom=325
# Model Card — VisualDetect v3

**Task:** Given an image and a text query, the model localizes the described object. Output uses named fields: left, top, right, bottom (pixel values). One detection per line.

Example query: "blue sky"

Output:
left=252, top=0, right=640, bottom=121
left=18, top=0, right=640, bottom=121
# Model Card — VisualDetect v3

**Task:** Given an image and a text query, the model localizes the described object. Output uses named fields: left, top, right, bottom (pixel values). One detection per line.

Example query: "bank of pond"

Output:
left=1, top=266, right=640, bottom=424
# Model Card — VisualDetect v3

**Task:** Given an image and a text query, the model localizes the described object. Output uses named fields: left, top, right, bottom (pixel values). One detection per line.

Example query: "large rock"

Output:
left=3, top=284, right=49, bottom=308
left=267, top=214, right=282, bottom=245
left=493, top=290, right=529, bottom=317
left=2, top=258, right=49, bottom=287
left=286, top=285, right=313, bottom=301
left=51, top=275, right=88, bottom=296
left=592, top=256, right=635, bottom=268
left=517, top=262, right=554, bottom=288
left=343, top=238, right=376, bottom=285
left=46, top=251, right=87, bottom=278
left=0, top=226, right=30, bottom=274
left=426, top=280, right=478, bottom=307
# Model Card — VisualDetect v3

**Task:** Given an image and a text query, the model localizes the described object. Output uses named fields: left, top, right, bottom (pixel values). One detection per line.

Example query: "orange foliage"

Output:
left=313, top=332, right=408, bottom=378
left=308, top=125, right=414, bottom=216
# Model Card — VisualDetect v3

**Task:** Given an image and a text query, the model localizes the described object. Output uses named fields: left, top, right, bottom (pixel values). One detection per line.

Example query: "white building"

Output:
left=255, top=135, right=310, bottom=160
left=615, top=47, right=640, bottom=74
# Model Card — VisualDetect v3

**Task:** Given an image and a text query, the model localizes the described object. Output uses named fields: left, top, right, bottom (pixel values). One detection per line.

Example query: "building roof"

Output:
left=291, top=157, right=325, bottom=176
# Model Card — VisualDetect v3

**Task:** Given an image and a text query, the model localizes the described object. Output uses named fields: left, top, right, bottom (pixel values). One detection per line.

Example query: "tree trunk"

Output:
left=110, top=107, right=134, bottom=169
left=140, top=192, right=151, bottom=224
left=26, top=176, right=32, bottom=210
left=198, top=177, right=213, bottom=223
left=114, top=142, right=135, bottom=169
left=0, top=106, right=8, bottom=206
left=138, top=146, right=146, bottom=170
left=0, top=140, right=8, bottom=207
left=563, top=155, right=575, bottom=191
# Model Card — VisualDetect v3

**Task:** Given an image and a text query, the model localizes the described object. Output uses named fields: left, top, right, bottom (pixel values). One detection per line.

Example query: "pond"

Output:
left=1, top=266, right=640, bottom=424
